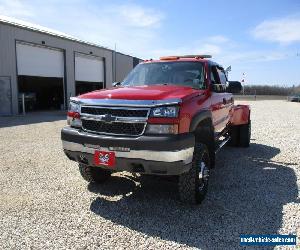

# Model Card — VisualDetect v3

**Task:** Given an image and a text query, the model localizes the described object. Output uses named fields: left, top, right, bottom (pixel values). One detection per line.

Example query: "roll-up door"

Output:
left=75, top=53, right=104, bottom=95
left=16, top=43, right=64, bottom=77
left=75, top=53, right=104, bottom=82
left=16, top=42, right=65, bottom=111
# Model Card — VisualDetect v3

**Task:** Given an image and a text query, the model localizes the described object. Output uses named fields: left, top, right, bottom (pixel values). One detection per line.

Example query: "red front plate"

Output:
left=94, top=151, right=116, bottom=167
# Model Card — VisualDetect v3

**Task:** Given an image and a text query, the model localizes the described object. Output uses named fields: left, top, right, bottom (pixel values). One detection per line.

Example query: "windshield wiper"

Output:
left=151, top=83, right=169, bottom=86
left=152, top=83, right=200, bottom=89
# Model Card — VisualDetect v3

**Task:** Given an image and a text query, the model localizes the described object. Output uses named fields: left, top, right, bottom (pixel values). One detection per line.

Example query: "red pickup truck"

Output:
left=61, top=55, right=251, bottom=204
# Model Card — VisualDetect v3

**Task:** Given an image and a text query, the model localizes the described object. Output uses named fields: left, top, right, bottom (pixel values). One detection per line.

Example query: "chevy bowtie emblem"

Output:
left=100, top=114, right=117, bottom=123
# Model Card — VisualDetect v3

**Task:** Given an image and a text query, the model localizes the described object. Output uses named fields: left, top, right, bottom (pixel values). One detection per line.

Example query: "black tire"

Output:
left=79, top=164, right=111, bottom=183
left=178, top=143, right=210, bottom=204
left=239, top=121, right=251, bottom=147
left=228, top=125, right=239, bottom=147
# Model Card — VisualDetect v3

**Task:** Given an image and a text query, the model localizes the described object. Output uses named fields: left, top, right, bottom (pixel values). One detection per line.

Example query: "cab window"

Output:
left=217, top=68, right=227, bottom=85
left=210, top=66, right=226, bottom=92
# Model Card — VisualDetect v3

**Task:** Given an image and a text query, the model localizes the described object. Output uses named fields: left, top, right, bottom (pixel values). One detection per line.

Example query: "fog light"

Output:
left=145, top=124, right=178, bottom=134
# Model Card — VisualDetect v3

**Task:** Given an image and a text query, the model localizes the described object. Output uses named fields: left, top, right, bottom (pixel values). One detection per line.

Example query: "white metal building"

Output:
left=0, top=16, right=141, bottom=115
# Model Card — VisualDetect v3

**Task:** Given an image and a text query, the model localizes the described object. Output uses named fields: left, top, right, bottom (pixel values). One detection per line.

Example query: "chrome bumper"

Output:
left=62, top=140, right=194, bottom=164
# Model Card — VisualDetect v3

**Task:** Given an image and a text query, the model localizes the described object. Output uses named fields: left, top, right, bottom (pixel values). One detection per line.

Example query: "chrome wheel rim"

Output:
left=198, top=161, right=209, bottom=192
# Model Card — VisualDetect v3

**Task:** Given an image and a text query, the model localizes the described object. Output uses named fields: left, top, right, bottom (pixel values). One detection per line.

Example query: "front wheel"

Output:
left=79, top=164, right=111, bottom=183
left=178, top=143, right=210, bottom=204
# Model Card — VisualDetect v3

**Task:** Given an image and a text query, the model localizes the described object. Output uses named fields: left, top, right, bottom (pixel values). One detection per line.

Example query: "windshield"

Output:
left=122, top=61, right=206, bottom=89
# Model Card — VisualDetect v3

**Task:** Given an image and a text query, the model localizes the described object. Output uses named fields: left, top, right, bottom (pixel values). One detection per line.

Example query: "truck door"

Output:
left=216, top=67, right=233, bottom=125
left=210, top=65, right=231, bottom=133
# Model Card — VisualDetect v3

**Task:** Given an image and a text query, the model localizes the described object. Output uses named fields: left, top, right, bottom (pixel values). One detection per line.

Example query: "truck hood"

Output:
left=78, top=85, right=203, bottom=101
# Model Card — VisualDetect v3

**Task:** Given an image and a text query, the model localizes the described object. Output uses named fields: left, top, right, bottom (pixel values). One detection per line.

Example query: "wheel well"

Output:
left=194, top=118, right=215, bottom=167
left=194, top=118, right=214, bottom=142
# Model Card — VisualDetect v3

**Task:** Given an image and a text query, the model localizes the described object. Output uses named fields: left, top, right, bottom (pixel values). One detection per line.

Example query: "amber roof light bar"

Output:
left=159, top=55, right=212, bottom=60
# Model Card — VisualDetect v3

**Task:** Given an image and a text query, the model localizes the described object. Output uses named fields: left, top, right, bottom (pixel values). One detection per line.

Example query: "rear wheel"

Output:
left=239, top=121, right=251, bottom=147
left=228, top=125, right=239, bottom=146
left=79, top=164, right=111, bottom=183
left=178, top=143, right=210, bottom=204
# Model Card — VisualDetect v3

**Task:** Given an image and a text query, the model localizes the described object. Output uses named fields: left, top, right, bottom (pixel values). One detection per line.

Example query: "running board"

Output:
left=215, top=136, right=230, bottom=153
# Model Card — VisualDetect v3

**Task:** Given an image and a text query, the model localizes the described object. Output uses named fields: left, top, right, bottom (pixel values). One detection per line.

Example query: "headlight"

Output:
left=145, top=124, right=178, bottom=134
left=67, top=101, right=82, bottom=128
left=150, top=106, right=179, bottom=118
left=69, top=101, right=80, bottom=113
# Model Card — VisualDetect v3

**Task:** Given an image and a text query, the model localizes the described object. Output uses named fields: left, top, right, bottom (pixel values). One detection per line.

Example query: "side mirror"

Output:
left=112, top=82, right=121, bottom=87
left=227, top=81, right=242, bottom=93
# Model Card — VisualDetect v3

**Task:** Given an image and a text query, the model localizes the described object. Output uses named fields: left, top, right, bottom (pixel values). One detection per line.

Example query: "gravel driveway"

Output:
left=0, top=101, right=299, bottom=249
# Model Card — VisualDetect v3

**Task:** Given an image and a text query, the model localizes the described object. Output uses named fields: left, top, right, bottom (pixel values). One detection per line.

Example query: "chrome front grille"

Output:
left=80, top=106, right=149, bottom=136
left=82, top=120, right=146, bottom=136
left=81, top=107, right=148, bottom=117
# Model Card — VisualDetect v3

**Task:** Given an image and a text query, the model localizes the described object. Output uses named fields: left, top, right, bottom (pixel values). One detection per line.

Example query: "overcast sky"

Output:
left=1, top=0, right=300, bottom=85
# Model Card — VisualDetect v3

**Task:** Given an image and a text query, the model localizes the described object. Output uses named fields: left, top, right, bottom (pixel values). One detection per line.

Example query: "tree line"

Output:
left=242, top=85, right=300, bottom=96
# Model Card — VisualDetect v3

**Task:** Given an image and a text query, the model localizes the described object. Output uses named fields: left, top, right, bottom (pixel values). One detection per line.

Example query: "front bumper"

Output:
left=61, top=127, right=195, bottom=175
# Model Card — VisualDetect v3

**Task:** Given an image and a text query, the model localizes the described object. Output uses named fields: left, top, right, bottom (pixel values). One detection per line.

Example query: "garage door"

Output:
left=75, top=53, right=104, bottom=83
left=16, top=42, right=65, bottom=111
left=16, top=43, right=64, bottom=78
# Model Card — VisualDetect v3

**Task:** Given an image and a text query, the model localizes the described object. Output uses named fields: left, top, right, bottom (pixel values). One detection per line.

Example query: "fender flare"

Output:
left=189, top=110, right=213, bottom=132
left=230, top=105, right=251, bottom=126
